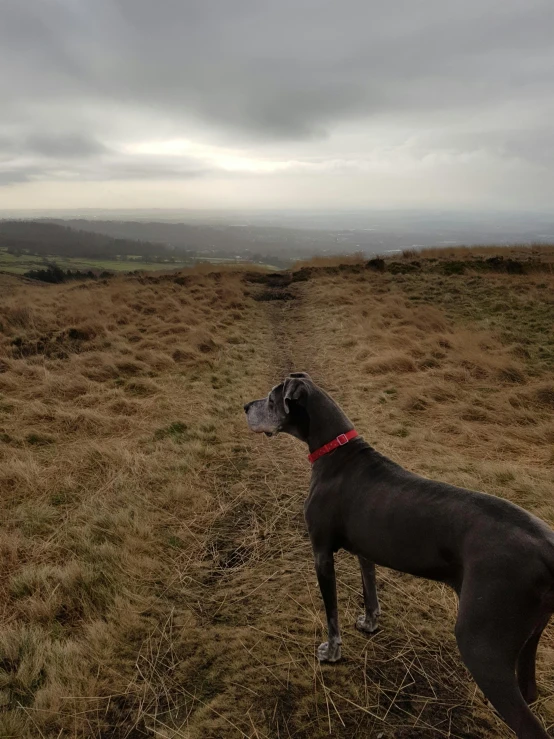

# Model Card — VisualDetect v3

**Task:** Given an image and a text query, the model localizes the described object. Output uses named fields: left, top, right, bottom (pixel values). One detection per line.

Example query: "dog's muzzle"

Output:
left=244, top=400, right=279, bottom=436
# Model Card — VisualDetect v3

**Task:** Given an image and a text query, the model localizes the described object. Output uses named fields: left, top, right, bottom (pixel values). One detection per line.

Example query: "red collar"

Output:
left=308, top=429, right=359, bottom=464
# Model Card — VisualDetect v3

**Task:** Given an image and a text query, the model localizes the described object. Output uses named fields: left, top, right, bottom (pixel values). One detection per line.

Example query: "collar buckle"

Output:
left=308, top=429, right=359, bottom=464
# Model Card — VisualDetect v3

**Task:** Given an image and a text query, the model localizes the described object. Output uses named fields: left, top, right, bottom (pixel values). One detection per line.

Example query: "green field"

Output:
left=0, top=247, right=200, bottom=274
left=0, top=249, right=281, bottom=276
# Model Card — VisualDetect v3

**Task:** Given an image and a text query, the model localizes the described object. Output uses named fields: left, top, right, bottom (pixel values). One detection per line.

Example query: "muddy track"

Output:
left=245, top=271, right=315, bottom=379
left=175, top=271, right=511, bottom=739
left=264, top=285, right=304, bottom=377
left=237, top=269, right=510, bottom=739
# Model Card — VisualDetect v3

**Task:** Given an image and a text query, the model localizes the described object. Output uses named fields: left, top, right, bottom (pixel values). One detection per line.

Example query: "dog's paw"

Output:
left=355, top=613, right=379, bottom=634
left=317, top=641, right=342, bottom=663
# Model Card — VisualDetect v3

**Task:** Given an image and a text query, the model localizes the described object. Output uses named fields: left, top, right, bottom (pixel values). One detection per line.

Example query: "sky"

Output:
left=1, top=0, right=554, bottom=211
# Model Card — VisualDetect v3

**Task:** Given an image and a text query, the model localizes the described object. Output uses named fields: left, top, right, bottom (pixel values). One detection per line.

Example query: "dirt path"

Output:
left=170, top=273, right=519, bottom=739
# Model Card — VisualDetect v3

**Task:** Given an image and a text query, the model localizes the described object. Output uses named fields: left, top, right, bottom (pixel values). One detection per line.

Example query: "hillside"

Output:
left=0, top=262, right=553, bottom=737
left=43, top=218, right=339, bottom=263
left=0, top=220, right=296, bottom=273
left=0, top=220, right=171, bottom=260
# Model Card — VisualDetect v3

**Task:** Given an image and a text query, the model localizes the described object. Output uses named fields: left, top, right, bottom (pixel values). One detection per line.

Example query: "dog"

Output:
left=244, top=372, right=554, bottom=738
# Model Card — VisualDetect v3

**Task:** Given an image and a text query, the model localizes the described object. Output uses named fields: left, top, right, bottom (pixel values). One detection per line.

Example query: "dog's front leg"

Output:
left=314, top=550, right=342, bottom=662
left=356, top=556, right=381, bottom=634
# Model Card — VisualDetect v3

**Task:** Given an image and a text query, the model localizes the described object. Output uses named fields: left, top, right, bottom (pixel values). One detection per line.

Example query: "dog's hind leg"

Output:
left=517, top=615, right=550, bottom=705
left=455, top=577, right=549, bottom=739
left=356, top=556, right=381, bottom=634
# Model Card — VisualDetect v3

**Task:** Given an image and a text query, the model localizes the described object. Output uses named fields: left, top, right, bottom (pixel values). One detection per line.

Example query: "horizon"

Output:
left=3, top=206, right=554, bottom=252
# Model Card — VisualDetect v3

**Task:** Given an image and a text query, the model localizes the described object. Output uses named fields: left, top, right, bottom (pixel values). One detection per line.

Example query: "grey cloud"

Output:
left=0, top=124, right=209, bottom=182
left=0, top=158, right=209, bottom=185
left=1, top=0, right=554, bottom=196
left=410, top=128, right=554, bottom=169
left=24, top=134, right=109, bottom=159
left=0, top=169, right=35, bottom=185
left=501, top=130, right=554, bottom=167
left=99, top=0, right=554, bottom=140
left=0, top=132, right=108, bottom=161
left=97, top=159, right=211, bottom=181
left=2, top=0, right=554, bottom=139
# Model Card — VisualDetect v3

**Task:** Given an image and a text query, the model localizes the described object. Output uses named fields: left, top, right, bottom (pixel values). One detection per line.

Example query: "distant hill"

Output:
left=0, top=220, right=171, bottom=260
left=42, top=218, right=339, bottom=261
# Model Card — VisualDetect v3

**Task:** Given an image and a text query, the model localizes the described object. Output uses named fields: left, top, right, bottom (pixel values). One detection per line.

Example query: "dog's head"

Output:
left=244, top=372, right=312, bottom=441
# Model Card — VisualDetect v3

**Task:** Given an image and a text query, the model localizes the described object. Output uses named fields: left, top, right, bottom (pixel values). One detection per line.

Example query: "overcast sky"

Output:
left=1, top=0, right=554, bottom=211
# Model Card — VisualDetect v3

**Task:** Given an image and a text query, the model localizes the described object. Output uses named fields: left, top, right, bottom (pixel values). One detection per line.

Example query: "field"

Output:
left=0, top=247, right=198, bottom=275
left=0, top=248, right=268, bottom=276
left=1, top=257, right=553, bottom=738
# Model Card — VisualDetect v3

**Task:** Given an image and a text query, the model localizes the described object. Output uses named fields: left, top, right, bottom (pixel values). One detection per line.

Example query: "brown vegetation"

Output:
left=0, top=262, right=553, bottom=737
left=292, top=253, right=367, bottom=270
left=410, top=243, right=554, bottom=260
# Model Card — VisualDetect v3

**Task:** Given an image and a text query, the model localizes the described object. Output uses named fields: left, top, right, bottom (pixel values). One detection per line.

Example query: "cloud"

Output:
left=0, top=170, right=34, bottom=186
left=1, top=0, right=554, bottom=207
left=0, top=146, right=211, bottom=185
left=23, top=133, right=108, bottom=159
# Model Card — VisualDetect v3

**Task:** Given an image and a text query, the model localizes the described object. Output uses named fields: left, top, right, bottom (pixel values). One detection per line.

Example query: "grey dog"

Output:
left=244, top=372, right=554, bottom=739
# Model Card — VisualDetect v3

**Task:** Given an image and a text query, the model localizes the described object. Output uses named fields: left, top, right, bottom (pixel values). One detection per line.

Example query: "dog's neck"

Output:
left=291, top=386, right=354, bottom=453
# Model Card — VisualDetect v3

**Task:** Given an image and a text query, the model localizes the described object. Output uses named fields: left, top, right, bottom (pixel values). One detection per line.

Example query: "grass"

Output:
left=410, top=243, right=554, bottom=260
left=0, top=247, right=276, bottom=276
left=0, top=261, right=553, bottom=737
left=292, top=253, right=367, bottom=270
left=0, top=247, right=196, bottom=274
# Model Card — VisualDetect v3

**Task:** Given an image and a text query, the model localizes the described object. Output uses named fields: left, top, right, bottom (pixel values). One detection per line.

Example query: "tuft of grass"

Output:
left=417, top=242, right=554, bottom=259
left=292, top=252, right=367, bottom=270
left=154, top=421, right=189, bottom=441
left=25, top=433, right=55, bottom=446
left=364, top=352, right=417, bottom=375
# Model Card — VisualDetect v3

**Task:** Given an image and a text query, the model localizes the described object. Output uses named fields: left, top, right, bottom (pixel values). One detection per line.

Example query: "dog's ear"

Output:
left=283, top=375, right=310, bottom=413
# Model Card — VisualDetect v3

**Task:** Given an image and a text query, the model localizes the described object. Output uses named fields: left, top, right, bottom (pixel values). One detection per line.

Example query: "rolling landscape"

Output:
left=0, top=219, right=291, bottom=276
left=3, top=212, right=554, bottom=280
left=3, top=0, right=554, bottom=736
left=1, top=250, right=553, bottom=737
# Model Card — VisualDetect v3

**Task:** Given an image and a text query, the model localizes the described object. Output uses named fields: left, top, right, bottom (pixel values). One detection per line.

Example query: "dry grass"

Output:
left=1, top=263, right=553, bottom=737
left=172, top=262, right=271, bottom=275
left=276, top=267, right=554, bottom=736
left=408, top=243, right=554, bottom=261
left=0, top=270, right=275, bottom=737
left=292, top=253, right=367, bottom=270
